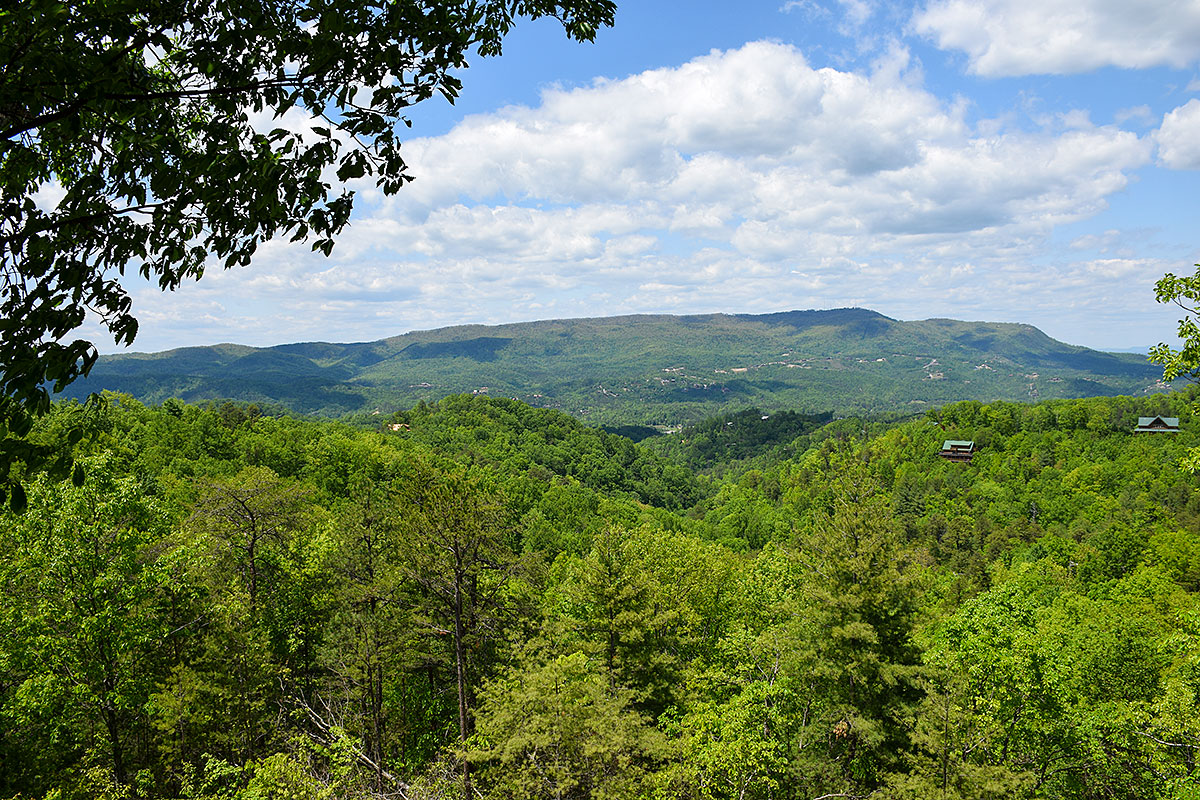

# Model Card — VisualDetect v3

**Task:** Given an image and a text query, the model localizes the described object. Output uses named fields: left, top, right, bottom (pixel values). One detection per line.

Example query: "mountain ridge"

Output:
left=67, top=308, right=1165, bottom=423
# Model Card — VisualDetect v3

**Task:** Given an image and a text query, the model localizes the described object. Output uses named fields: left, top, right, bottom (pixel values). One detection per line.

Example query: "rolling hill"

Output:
left=63, top=308, right=1168, bottom=424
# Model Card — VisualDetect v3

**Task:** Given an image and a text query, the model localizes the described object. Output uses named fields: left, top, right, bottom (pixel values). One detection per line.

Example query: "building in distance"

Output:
left=939, top=440, right=975, bottom=463
left=936, top=443, right=974, bottom=462
left=1134, top=416, right=1180, bottom=433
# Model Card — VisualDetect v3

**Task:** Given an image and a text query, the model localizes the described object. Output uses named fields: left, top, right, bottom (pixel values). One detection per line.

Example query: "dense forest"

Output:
left=3, top=389, right=1200, bottom=800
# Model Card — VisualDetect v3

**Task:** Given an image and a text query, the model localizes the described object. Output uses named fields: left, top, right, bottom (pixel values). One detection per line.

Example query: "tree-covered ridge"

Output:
left=63, top=309, right=1164, bottom=422
left=645, top=407, right=843, bottom=474
left=2, top=391, right=1200, bottom=799
left=386, top=394, right=705, bottom=511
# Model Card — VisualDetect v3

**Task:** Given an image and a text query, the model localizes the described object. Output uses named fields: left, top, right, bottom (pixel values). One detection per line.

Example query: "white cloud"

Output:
left=32, top=180, right=66, bottom=212
left=111, top=41, right=1168, bottom=353
left=838, top=0, right=875, bottom=28
left=356, top=42, right=1147, bottom=274
left=1156, top=98, right=1200, bottom=168
left=913, top=0, right=1200, bottom=76
left=781, top=1, right=830, bottom=18
left=782, top=0, right=877, bottom=35
left=1115, top=105, right=1154, bottom=125
left=1070, top=229, right=1128, bottom=253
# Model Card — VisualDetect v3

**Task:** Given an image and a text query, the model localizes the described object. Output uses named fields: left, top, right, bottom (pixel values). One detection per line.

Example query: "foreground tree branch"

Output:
left=0, top=0, right=616, bottom=507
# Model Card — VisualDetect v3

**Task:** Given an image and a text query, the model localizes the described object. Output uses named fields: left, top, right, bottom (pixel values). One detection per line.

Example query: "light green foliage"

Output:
left=1152, top=265, right=1200, bottom=471
left=673, top=543, right=801, bottom=759
left=520, top=482, right=606, bottom=556
left=1149, top=528, right=1200, bottom=590
left=392, top=395, right=705, bottom=511
left=1152, top=266, right=1200, bottom=383
left=886, top=673, right=1036, bottom=800
left=3, top=391, right=1200, bottom=800
left=693, top=391, right=1200, bottom=798
left=541, top=526, right=734, bottom=718
left=920, top=562, right=1189, bottom=799
left=469, top=652, right=665, bottom=800
left=545, top=528, right=669, bottom=693
left=0, top=456, right=175, bottom=791
left=657, top=676, right=792, bottom=800
left=1154, top=607, right=1200, bottom=798
left=702, top=474, right=793, bottom=550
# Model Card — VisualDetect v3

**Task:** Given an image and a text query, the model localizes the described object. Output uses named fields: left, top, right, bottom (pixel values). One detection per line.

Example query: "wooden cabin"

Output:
left=939, top=440, right=975, bottom=462
left=1134, top=416, right=1180, bottom=433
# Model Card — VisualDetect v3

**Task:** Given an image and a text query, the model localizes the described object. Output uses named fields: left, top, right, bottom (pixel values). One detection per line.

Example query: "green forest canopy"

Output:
left=3, top=389, right=1200, bottom=799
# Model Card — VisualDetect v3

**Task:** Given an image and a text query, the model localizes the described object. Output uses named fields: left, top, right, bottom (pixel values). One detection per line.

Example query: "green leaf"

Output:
left=0, top=0, right=618, bottom=492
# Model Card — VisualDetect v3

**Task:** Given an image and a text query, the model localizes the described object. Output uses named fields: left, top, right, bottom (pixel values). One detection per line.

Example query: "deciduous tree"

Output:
left=394, top=463, right=519, bottom=799
left=0, top=457, right=175, bottom=791
left=1152, top=264, right=1200, bottom=470
left=0, top=0, right=616, bottom=503
left=469, top=651, right=664, bottom=800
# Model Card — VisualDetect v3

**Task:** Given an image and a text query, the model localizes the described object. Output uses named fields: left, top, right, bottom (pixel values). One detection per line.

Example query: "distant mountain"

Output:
left=65, top=308, right=1169, bottom=424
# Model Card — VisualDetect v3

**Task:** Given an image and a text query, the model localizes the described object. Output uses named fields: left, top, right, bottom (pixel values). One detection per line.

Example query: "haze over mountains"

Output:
left=66, top=308, right=1167, bottom=424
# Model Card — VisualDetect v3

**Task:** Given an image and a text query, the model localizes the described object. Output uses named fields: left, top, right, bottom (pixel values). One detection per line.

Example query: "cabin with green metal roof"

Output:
left=939, top=440, right=975, bottom=462
left=1134, top=416, right=1180, bottom=433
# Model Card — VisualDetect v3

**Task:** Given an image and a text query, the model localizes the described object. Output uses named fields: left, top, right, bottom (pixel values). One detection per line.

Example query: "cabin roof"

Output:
left=942, top=440, right=974, bottom=449
left=1137, top=416, right=1179, bottom=427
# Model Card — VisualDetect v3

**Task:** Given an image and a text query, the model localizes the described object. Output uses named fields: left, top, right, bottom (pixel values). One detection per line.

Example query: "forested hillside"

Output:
left=64, top=309, right=1165, bottom=423
left=3, top=390, right=1200, bottom=800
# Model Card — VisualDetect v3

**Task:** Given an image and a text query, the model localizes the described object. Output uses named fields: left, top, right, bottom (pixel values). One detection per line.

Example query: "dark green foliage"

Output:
left=648, top=407, right=831, bottom=472
left=600, top=423, right=662, bottom=443
left=0, top=0, right=616, bottom=509
left=402, top=337, right=514, bottom=362
left=388, top=394, right=706, bottom=512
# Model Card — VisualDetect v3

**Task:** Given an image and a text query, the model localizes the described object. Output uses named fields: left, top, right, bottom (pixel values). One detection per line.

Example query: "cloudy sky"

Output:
left=112, top=0, right=1200, bottom=353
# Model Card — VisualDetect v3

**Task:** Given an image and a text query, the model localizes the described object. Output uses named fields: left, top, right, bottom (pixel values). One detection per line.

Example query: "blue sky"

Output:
left=105, top=0, right=1200, bottom=352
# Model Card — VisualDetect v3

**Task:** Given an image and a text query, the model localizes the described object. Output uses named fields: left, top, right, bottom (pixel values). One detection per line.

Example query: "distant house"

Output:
left=1134, top=416, right=1180, bottom=433
left=939, top=440, right=975, bottom=462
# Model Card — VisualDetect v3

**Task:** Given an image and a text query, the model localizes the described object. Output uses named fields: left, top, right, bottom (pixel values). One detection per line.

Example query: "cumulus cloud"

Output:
left=352, top=42, right=1148, bottom=278
left=114, top=41, right=1165, bottom=352
left=1156, top=99, right=1200, bottom=168
left=1115, top=105, right=1154, bottom=125
left=31, top=180, right=66, bottom=212
left=912, top=0, right=1200, bottom=76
